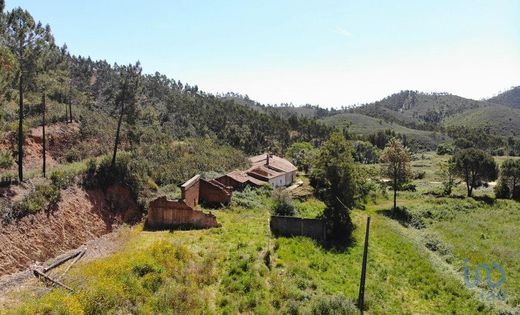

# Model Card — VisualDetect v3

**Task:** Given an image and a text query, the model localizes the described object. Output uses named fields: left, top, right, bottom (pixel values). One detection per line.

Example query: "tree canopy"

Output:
left=380, top=138, right=412, bottom=210
left=450, top=148, right=498, bottom=197
left=498, top=158, right=520, bottom=200
left=310, top=132, right=364, bottom=243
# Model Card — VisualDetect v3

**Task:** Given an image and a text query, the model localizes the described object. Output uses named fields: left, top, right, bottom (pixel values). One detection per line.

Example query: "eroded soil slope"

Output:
left=0, top=185, right=137, bottom=276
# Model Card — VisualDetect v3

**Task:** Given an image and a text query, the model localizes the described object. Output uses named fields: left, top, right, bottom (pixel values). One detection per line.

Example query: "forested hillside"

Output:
left=488, top=86, right=520, bottom=109
left=0, top=5, right=331, bottom=181
left=350, top=90, right=497, bottom=130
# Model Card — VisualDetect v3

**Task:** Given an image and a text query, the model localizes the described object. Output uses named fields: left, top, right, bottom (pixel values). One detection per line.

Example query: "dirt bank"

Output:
left=0, top=121, right=81, bottom=172
left=0, top=184, right=138, bottom=276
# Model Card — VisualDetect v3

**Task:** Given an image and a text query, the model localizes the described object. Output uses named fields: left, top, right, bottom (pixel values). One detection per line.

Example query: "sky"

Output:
left=5, top=0, right=520, bottom=108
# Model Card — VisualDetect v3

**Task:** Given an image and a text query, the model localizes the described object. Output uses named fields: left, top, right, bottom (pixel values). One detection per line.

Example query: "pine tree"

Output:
left=111, top=62, right=141, bottom=168
left=380, top=138, right=412, bottom=210
left=4, top=8, right=52, bottom=181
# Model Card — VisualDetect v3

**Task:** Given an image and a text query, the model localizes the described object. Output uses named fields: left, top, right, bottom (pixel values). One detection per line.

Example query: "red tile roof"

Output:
left=249, top=153, right=297, bottom=173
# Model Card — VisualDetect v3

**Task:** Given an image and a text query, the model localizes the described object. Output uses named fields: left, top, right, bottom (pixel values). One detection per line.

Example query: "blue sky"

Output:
left=6, top=0, right=520, bottom=107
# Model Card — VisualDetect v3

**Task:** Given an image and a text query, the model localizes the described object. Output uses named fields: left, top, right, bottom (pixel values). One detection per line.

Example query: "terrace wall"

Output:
left=270, top=216, right=326, bottom=241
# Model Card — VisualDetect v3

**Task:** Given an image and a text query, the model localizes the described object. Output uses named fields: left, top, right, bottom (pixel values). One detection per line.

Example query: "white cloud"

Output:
left=332, top=26, right=352, bottom=38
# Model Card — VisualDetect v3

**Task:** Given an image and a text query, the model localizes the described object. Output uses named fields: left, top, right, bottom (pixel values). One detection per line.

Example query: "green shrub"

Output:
left=12, top=184, right=61, bottom=219
left=271, top=189, right=296, bottom=216
left=310, top=294, right=357, bottom=315
left=414, top=171, right=426, bottom=180
left=436, top=143, right=454, bottom=155
left=83, top=158, right=98, bottom=188
left=65, top=148, right=81, bottom=163
left=231, top=186, right=264, bottom=209
left=90, top=153, right=147, bottom=198
left=51, top=169, right=75, bottom=189
left=494, top=180, right=510, bottom=199
left=294, top=198, right=326, bottom=218
left=400, top=182, right=417, bottom=192
left=0, top=150, right=14, bottom=169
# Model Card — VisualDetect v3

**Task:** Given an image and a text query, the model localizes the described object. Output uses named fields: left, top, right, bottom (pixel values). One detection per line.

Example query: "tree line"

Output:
left=0, top=3, right=333, bottom=183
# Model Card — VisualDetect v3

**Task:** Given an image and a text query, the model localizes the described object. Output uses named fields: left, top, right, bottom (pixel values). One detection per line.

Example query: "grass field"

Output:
left=4, top=153, right=520, bottom=314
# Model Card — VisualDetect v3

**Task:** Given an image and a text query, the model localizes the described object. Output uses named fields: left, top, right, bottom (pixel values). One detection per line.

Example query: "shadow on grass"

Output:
left=472, top=195, right=496, bottom=205
left=321, top=231, right=357, bottom=253
left=376, top=207, right=425, bottom=229
left=271, top=226, right=357, bottom=253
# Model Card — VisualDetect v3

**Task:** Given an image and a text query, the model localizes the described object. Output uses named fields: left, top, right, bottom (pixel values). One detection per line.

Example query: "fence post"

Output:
left=357, top=216, right=371, bottom=314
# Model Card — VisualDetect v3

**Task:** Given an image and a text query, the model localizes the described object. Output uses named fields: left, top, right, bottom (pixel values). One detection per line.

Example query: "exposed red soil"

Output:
left=0, top=184, right=138, bottom=277
left=0, top=121, right=81, bottom=172
left=0, top=226, right=132, bottom=309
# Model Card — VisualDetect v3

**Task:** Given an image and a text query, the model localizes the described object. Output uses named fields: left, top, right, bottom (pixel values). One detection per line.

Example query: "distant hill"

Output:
left=443, top=104, right=520, bottom=137
left=351, top=90, right=498, bottom=130
left=488, top=86, right=520, bottom=109
left=319, top=113, right=448, bottom=150
left=220, top=94, right=333, bottom=119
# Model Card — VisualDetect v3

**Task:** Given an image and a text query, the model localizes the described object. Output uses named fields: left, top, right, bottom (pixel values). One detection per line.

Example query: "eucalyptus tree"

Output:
left=3, top=8, right=53, bottom=181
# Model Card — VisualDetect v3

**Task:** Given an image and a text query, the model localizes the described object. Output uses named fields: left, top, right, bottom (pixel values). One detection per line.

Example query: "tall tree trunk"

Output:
left=68, top=83, right=73, bottom=123
left=18, top=74, right=23, bottom=182
left=393, top=178, right=397, bottom=211
left=111, top=102, right=124, bottom=168
left=42, top=94, right=46, bottom=178
left=69, top=97, right=72, bottom=123
left=64, top=97, right=68, bottom=123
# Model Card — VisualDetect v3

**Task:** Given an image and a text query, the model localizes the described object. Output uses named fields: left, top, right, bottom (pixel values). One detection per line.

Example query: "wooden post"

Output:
left=358, top=216, right=371, bottom=314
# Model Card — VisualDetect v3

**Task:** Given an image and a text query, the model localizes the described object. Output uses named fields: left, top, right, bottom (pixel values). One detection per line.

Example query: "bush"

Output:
left=494, top=181, right=510, bottom=199
left=65, top=148, right=82, bottom=163
left=271, top=189, right=296, bottom=216
left=0, top=150, right=14, bottom=169
left=12, top=184, right=61, bottom=219
left=51, top=169, right=75, bottom=189
left=89, top=153, right=147, bottom=198
left=436, top=143, right=454, bottom=155
left=414, top=171, right=426, bottom=180
left=231, top=186, right=263, bottom=209
left=310, top=294, right=357, bottom=315
left=400, top=182, right=416, bottom=192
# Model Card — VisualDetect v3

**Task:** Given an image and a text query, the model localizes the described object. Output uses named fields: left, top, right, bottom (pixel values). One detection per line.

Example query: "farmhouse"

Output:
left=247, top=153, right=297, bottom=188
left=216, top=153, right=297, bottom=189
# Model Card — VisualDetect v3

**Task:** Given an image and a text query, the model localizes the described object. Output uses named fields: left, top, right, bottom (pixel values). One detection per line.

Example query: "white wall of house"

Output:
left=269, top=175, right=287, bottom=188
left=284, top=171, right=296, bottom=186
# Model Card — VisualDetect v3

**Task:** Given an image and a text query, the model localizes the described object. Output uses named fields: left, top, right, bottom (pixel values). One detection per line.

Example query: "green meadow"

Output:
left=4, top=153, right=520, bottom=314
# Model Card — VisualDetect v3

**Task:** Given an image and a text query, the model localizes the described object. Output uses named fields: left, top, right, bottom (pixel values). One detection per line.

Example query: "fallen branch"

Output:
left=43, top=250, right=83, bottom=273
left=56, top=249, right=86, bottom=281
left=33, top=269, right=74, bottom=292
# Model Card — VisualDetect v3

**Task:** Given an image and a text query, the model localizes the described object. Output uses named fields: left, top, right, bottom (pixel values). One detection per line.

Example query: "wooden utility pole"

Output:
left=42, top=94, right=46, bottom=177
left=358, top=216, right=371, bottom=314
